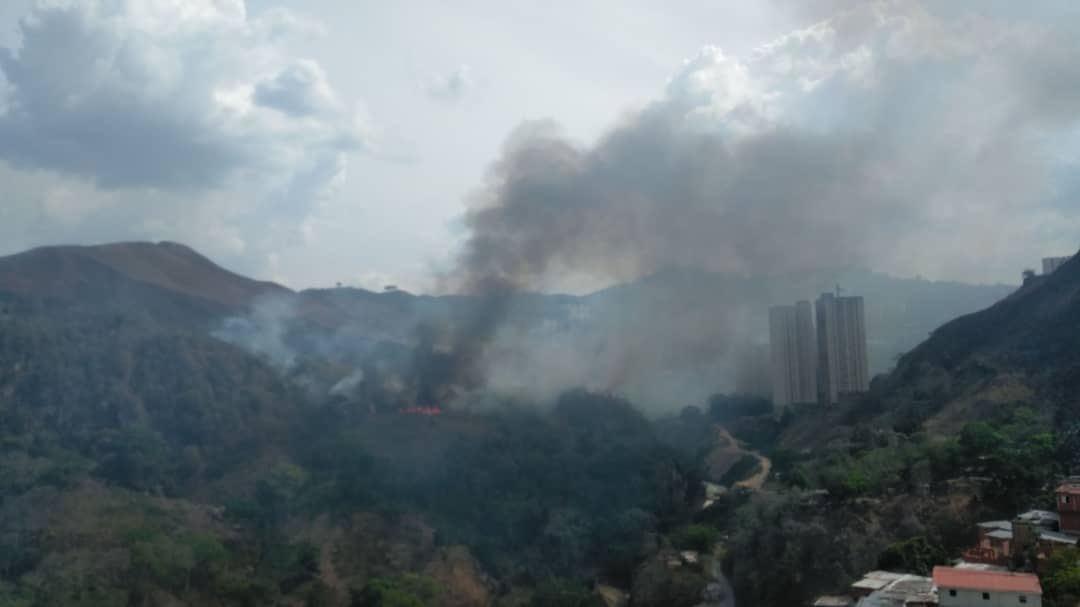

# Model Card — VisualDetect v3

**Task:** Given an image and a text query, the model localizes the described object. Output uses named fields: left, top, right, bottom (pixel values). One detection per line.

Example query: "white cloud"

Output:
left=253, top=59, right=341, bottom=117
left=0, top=0, right=364, bottom=273
left=0, top=0, right=363, bottom=189
left=426, top=64, right=473, bottom=103
left=664, top=46, right=777, bottom=134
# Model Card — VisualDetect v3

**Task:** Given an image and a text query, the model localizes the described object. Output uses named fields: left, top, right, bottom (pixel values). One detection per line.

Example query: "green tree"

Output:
left=1042, top=547, right=1080, bottom=607
left=351, top=574, right=439, bottom=607
left=189, top=534, right=229, bottom=588
left=255, top=462, right=308, bottom=534
left=528, top=579, right=605, bottom=607
left=671, top=525, right=720, bottom=552
left=98, top=426, right=174, bottom=492
left=877, top=536, right=946, bottom=576
left=959, top=422, right=1002, bottom=458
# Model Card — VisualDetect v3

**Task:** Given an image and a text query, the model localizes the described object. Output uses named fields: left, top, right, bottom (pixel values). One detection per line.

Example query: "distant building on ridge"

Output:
left=1042, top=256, right=1072, bottom=275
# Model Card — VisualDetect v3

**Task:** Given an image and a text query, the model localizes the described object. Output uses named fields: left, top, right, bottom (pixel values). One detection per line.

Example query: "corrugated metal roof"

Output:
left=1038, top=529, right=1078, bottom=544
left=855, top=574, right=935, bottom=607
left=1017, top=510, right=1060, bottom=523
left=852, top=571, right=907, bottom=592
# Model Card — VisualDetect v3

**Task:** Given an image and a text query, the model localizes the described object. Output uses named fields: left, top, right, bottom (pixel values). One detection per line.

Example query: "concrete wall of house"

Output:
left=1056, top=491, right=1080, bottom=533
left=1059, top=512, right=1080, bottom=535
left=1057, top=492, right=1080, bottom=512
left=939, top=587, right=1041, bottom=607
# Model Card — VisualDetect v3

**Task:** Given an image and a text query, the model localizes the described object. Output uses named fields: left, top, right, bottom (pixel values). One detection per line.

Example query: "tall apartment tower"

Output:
left=769, top=301, right=817, bottom=408
left=734, top=341, right=771, bottom=399
left=815, top=293, right=869, bottom=405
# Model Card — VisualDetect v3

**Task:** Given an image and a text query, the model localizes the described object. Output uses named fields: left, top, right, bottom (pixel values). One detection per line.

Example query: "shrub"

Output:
left=671, top=525, right=720, bottom=552
left=351, top=574, right=439, bottom=607
left=877, top=536, right=946, bottom=575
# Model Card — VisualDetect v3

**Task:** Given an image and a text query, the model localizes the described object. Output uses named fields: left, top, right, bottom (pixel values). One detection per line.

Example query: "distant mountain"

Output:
left=590, top=266, right=1016, bottom=375
left=0, top=242, right=1019, bottom=410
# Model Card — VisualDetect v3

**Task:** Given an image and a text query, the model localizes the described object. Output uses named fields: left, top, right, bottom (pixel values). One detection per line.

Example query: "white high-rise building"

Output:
left=769, top=301, right=817, bottom=408
left=816, top=293, right=869, bottom=405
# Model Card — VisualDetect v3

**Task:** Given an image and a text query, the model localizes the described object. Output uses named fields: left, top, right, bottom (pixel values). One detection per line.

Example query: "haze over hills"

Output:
left=773, top=250, right=1080, bottom=452
left=870, top=249, right=1080, bottom=435
left=3, top=1, right=1080, bottom=605
left=0, top=241, right=1017, bottom=412
left=0, top=239, right=1076, bottom=607
left=0, top=249, right=708, bottom=606
left=718, top=251, right=1080, bottom=607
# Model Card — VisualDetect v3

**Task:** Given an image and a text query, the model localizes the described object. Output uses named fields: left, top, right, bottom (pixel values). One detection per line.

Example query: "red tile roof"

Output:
left=932, top=567, right=1042, bottom=595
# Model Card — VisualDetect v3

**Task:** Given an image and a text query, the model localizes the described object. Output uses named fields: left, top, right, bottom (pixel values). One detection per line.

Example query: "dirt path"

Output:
left=712, top=426, right=771, bottom=491
left=735, top=452, right=771, bottom=490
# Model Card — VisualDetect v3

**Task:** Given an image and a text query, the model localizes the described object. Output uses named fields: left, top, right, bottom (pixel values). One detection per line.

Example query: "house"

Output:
left=967, top=521, right=1013, bottom=565
left=933, top=566, right=1041, bottom=607
left=964, top=510, right=1075, bottom=568
left=1016, top=511, right=1060, bottom=528
left=1056, top=481, right=1080, bottom=535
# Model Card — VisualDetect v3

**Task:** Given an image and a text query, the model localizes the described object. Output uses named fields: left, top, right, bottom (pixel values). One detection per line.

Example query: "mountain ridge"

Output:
left=0, top=241, right=1021, bottom=404
left=0, top=241, right=292, bottom=312
left=873, top=249, right=1080, bottom=433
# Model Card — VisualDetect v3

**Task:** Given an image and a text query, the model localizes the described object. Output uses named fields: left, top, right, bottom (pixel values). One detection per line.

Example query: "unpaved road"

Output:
left=734, top=452, right=771, bottom=490
left=712, top=426, right=771, bottom=491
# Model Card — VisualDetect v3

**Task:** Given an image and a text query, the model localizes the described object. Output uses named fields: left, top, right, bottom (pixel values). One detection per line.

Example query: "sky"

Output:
left=0, top=0, right=1078, bottom=292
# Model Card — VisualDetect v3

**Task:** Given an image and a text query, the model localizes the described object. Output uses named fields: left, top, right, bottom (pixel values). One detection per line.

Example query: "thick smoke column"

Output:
left=425, top=2, right=1080, bottom=406
left=426, top=58, right=880, bottom=404
left=459, top=119, right=875, bottom=283
left=410, top=283, right=513, bottom=405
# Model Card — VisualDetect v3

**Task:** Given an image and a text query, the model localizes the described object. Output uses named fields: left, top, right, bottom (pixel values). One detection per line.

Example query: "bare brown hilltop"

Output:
left=0, top=241, right=291, bottom=310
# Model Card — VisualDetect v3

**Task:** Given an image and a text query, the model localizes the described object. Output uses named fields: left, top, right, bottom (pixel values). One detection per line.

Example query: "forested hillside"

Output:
left=708, top=254, right=1080, bottom=607
left=0, top=299, right=705, bottom=606
left=0, top=242, right=1061, bottom=607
